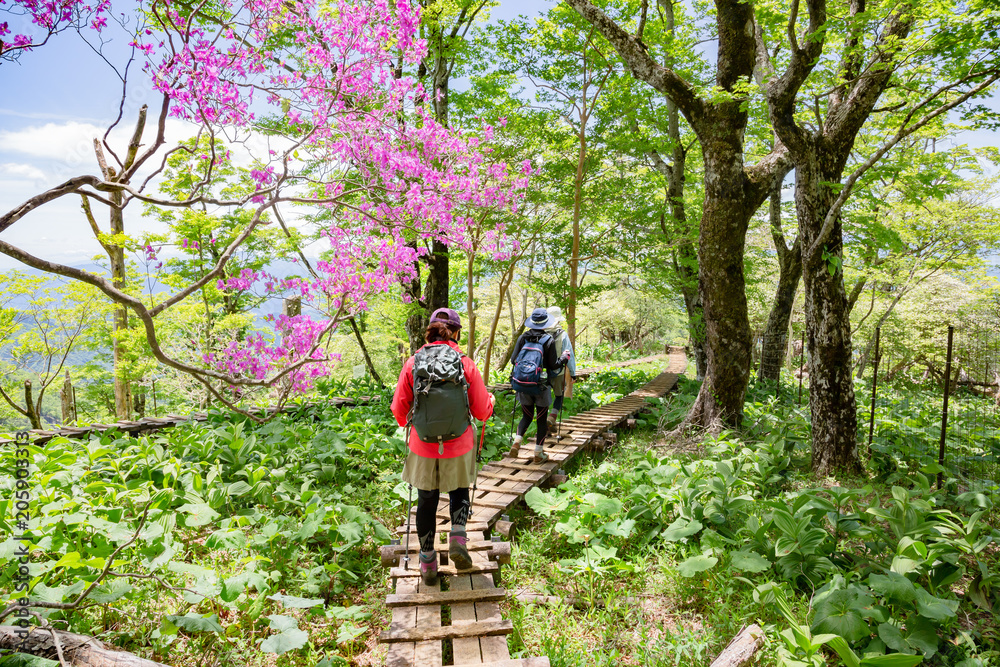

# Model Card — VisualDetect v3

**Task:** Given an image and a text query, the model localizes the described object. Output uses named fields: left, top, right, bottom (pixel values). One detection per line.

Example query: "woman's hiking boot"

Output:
left=547, top=411, right=558, bottom=428
left=508, top=434, right=522, bottom=458
left=533, top=447, right=548, bottom=464
left=419, top=552, right=438, bottom=586
left=449, top=532, right=474, bottom=571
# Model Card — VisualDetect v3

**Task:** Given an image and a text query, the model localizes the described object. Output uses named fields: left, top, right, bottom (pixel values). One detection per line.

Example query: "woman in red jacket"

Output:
left=391, top=308, right=495, bottom=585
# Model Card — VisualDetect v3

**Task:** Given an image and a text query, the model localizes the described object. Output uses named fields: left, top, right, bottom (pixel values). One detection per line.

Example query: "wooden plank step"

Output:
left=477, top=469, right=547, bottom=483
left=386, top=540, right=495, bottom=555
left=451, top=574, right=482, bottom=664
left=487, top=460, right=560, bottom=473
left=415, top=576, right=443, bottom=664
left=386, top=578, right=418, bottom=667
left=380, top=619, right=513, bottom=643
left=391, top=560, right=499, bottom=578
left=385, top=587, right=507, bottom=607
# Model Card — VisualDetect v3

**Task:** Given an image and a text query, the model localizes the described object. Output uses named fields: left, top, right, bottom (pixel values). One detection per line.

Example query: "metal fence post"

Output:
left=937, top=325, right=955, bottom=489
left=867, top=327, right=880, bottom=450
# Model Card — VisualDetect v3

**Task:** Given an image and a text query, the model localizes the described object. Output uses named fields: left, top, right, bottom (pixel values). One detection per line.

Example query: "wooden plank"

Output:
left=488, top=460, right=560, bottom=473
left=472, top=573, right=510, bottom=663
left=475, top=490, right=519, bottom=506
left=391, top=561, right=498, bottom=578
left=477, top=469, right=547, bottom=483
left=414, top=577, right=443, bottom=664
left=388, top=540, right=495, bottom=555
left=380, top=620, right=513, bottom=643
left=386, top=587, right=507, bottom=607
left=451, top=575, right=484, bottom=665
left=386, top=578, right=418, bottom=666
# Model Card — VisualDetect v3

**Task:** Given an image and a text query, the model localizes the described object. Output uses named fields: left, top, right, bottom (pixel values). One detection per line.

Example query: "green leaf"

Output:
left=267, top=614, right=299, bottom=632
left=730, top=550, right=771, bottom=573
left=227, top=480, right=252, bottom=496
left=904, top=617, right=940, bottom=657
left=206, top=529, right=246, bottom=550
left=260, top=627, right=309, bottom=654
left=337, top=521, right=365, bottom=545
left=524, top=487, right=570, bottom=516
left=878, top=623, right=910, bottom=654
left=869, top=572, right=917, bottom=603
left=89, top=579, right=133, bottom=604
left=661, top=516, right=703, bottom=542
left=598, top=518, right=635, bottom=538
left=336, top=622, right=365, bottom=644
left=860, top=655, right=924, bottom=667
left=166, top=613, right=223, bottom=633
left=0, top=654, right=60, bottom=666
left=913, top=587, right=958, bottom=621
left=268, top=593, right=325, bottom=609
left=677, top=553, right=718, bottom=577
left=812, top=589, right=871, bottom=643
left=580, top=493, right=622, bottom=516
left=176, top=503, right=220, bottom=527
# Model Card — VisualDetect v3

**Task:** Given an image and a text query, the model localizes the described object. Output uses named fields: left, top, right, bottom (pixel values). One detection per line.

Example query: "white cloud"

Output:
left=0, top=121, right=108, bottom=161
left=0, top=162, right=48, bottom=182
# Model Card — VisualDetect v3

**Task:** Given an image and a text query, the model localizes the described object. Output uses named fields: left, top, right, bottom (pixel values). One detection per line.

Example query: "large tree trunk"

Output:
left=562, top=0, right=790, bottom=431
left=759, top=185, right=802, bottom=382
left=683, top=111, right=757, bottom=429
left=798, top=161, right=862, bottom=475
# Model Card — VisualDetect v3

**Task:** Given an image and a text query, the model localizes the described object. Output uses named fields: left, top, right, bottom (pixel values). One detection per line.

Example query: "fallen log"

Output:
left=0, top=626, right=171, bottom=667
left=709, top=624, right=764, bottom=667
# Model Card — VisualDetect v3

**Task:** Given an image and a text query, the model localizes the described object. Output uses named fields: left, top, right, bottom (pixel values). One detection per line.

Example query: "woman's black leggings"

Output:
left=517, top=404, right=549, bottom=446
left=416, top=487, right=470, bottom=552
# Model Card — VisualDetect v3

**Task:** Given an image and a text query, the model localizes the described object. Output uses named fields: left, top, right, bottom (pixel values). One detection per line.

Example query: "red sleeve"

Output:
left=464, top=356, right=494, bottom=421
left=391, top=358, right=415, bottom=427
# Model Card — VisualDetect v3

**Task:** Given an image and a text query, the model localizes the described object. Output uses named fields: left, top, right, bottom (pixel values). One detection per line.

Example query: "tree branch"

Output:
left=561, top=0, right=704, bottom=126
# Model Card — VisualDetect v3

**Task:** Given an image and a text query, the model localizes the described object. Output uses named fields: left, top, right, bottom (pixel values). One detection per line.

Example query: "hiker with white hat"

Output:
left=507, top=307, right=571, bottom=463
left=544, top=306, right=576, bottom=427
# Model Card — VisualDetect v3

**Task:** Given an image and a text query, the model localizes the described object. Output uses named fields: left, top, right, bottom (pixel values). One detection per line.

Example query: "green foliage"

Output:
left=523, top=373, right=1000, bottom=665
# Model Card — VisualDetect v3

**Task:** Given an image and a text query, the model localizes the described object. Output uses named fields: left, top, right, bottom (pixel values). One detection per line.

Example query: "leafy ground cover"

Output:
left=0, top=368, right=651, bottom=666
left=504, top=375, right=1000, bottom=666
left=3, top=365, right=996, bottom=666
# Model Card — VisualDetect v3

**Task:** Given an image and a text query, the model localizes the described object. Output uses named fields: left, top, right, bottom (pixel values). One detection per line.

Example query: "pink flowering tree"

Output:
left=0, top=0, right=527, bottom=415
left=0, top=0, right=109, bottom=61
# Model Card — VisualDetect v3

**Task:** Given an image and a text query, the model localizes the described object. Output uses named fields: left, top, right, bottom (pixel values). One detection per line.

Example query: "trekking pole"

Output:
left=468, top=418, right=488, bottom=519
left=507, top=398, right=517, bottom=454
left=402, top=423, right=414, bottom=571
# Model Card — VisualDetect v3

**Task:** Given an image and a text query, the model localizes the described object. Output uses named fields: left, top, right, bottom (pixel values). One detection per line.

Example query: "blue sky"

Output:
left=0, top=0, right=998, bottom=275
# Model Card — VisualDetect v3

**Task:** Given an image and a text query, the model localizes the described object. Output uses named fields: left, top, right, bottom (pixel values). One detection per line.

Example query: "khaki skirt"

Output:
left=402, top=448, right=476, bottom=493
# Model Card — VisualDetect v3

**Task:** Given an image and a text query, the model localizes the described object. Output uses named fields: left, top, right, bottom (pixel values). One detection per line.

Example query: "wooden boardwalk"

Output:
left=377, top=351, right=687, bottom=666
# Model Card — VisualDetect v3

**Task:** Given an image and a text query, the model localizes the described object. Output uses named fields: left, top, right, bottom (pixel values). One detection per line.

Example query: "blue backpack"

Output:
left=511, top=333, right=550, bottom=394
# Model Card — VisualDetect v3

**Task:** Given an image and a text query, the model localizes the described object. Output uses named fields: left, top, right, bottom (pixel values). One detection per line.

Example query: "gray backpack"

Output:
left=411, top=344, right=471, bottom=452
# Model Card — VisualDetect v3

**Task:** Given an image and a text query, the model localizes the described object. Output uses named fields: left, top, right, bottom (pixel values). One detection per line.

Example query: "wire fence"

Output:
left=750, top=323, right=999, bottom=496
left=862, top=324, right=999, bottom=495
